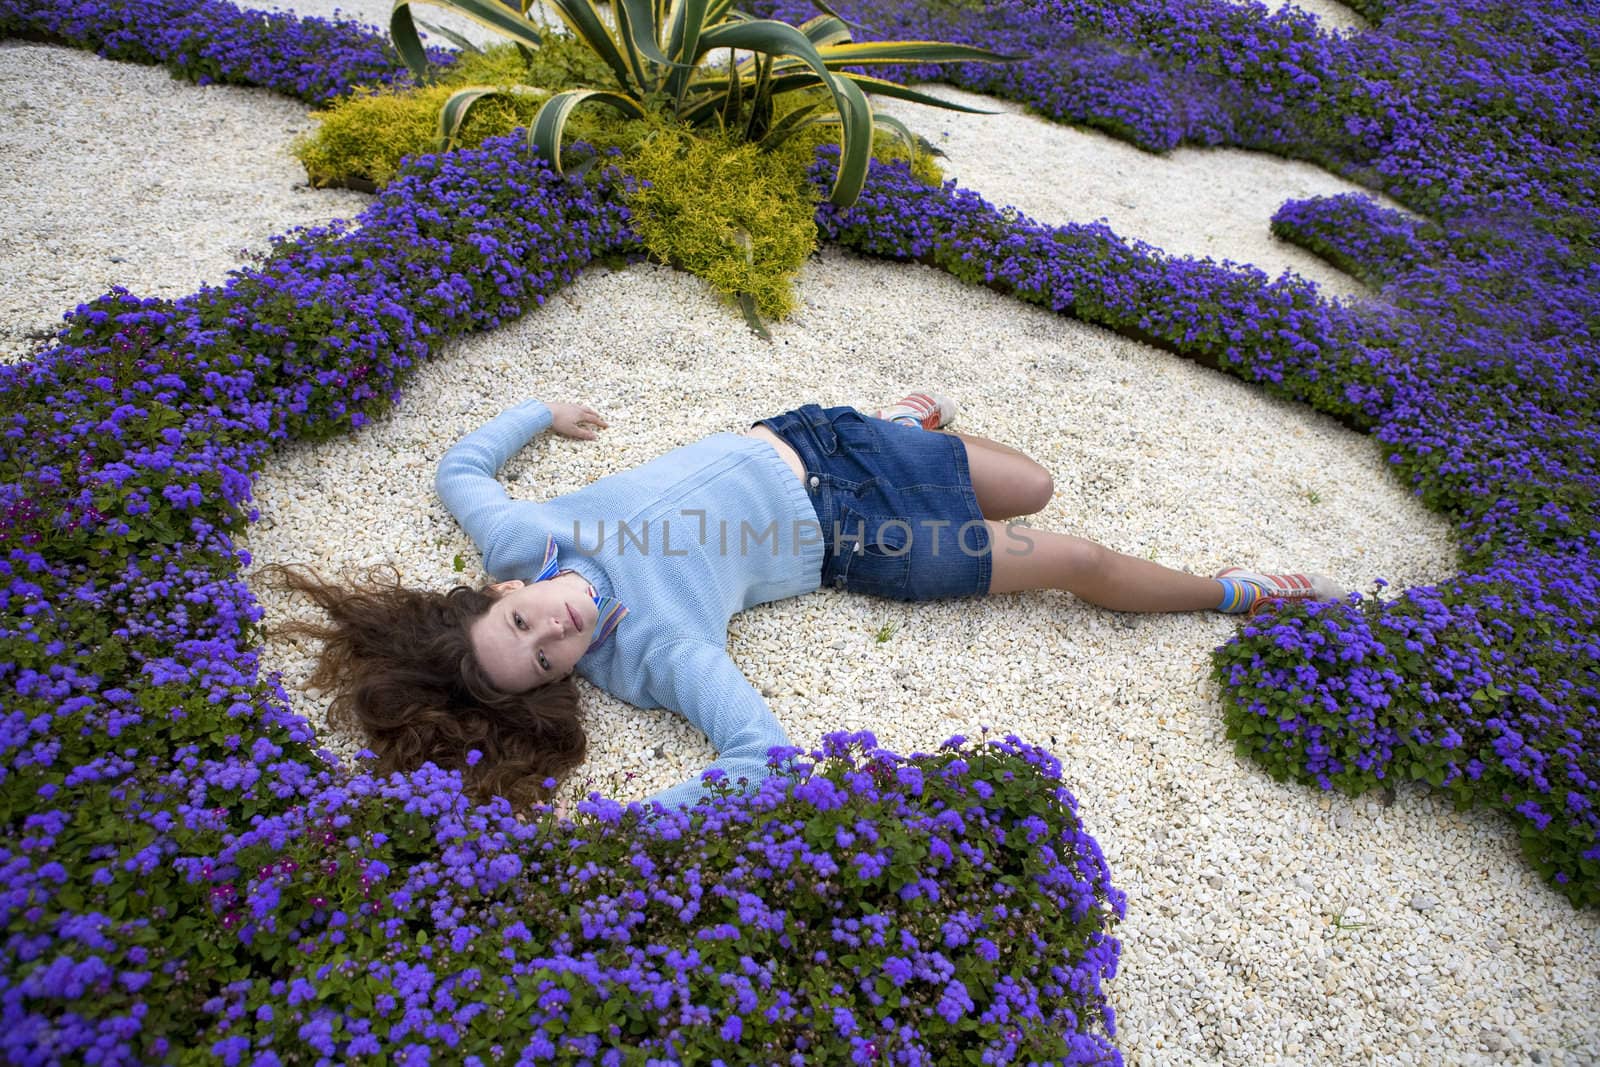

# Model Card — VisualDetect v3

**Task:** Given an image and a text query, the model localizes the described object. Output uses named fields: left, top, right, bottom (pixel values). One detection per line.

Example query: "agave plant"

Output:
left=389, top=0, right=1016, bottom=207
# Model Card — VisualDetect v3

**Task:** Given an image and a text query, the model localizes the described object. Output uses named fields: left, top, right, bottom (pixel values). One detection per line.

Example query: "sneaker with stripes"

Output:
left=1214, top=568, right=1344, bottom=615
left=873, top=391, right=958, bottom=431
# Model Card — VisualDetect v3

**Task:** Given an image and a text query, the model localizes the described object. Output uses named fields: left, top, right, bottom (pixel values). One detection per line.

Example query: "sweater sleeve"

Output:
left=642, top=638, right=792, bottom=810
left=435, top=399, right=553, bottom=574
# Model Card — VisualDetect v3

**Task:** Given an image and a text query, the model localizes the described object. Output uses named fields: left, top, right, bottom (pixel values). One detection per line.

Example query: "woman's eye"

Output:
left=538, top=651, right=551, bottom=671
left=513, top=612, right=526, bottom=631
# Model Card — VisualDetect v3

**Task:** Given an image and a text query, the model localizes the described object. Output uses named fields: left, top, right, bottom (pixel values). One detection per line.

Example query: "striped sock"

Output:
left=1216, top=577, right=1264, bottom=614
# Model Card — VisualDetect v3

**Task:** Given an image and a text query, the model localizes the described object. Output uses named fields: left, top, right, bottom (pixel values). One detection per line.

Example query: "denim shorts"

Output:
left=757, top=405, right=992, bottom=600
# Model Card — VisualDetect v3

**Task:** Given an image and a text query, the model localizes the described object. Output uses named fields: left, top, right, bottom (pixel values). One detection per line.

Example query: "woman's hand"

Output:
left=547, top=402, right=607, bottom=440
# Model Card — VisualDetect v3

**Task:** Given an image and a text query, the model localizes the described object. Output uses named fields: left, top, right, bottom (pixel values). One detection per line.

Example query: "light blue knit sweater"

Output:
left=435, top=399, right=824, bottom=809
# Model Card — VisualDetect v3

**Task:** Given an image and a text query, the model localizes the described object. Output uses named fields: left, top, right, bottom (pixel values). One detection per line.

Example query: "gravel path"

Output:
left=0, top=42, right=369, bottom=363
left=872, top=83, right=1402, bottom=304
left=3, top=16, right=1596, bottom=1066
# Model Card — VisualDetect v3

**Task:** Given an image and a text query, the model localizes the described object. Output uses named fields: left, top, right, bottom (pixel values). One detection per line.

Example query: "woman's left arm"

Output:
left=642, top=638, right=793, bottom=810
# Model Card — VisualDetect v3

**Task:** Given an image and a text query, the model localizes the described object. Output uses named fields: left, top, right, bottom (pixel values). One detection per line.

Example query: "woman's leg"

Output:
left=867, top=396, right=1337, bottom=613
left=956, top=433, right=1056, bottom=521
left=985, top=521, right=1223, bottom=611
left=869, top=392, right=1055, bottom=520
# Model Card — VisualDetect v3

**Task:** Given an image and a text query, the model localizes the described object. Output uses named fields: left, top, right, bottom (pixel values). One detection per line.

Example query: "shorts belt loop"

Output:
left=807, top=406, right=838, bottom=455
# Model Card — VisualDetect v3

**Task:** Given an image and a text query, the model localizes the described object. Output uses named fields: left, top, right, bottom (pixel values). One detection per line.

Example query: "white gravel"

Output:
left=4, top=16, right=1597, bottom=1067
left=1239, top=0, right=1369, bottom=34
left=873, top=83, right=1403, bottom=304
left=0, top=43, right=370, bottom=363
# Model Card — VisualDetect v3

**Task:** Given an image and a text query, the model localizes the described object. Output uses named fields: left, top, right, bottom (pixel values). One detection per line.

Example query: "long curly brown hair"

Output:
left=262, top=564, right=586, bottom=807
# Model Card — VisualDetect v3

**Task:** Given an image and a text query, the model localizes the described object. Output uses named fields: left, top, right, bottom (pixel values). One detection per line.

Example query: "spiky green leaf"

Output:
left=694, top=17, right=831, bottom=65
left=759, top=67, right=996, bottom=114
left=390, top=0, right=432, bottom=83
left=546, top=0, right=635, bottom=91
left=676, top=17, right=875, bottom=204
left=755, top=98, right=827, bottom=151
left=744, top=52, right=775, bottom=142
left=615, top=0, right=669, bottom=91
left=414, top=16, right=483, bottom=53
left=392, top=0, right=543, bottom=82
left=800, top=0, right=862, bottom=31
left=528, top=89, right=647, bottom=173
left=866, top=110, right=920, bottom=163
left=720, top=47, right=742, bottom=131
left=829, top=72, right=997, bottom=113
left=737, top=292, right=772, bottom=340
left=664, top=0, right=713, bottom=102
left=822, top=73, right=873, bottom=206
left=815, top=40, right=1020, bottom=66
left=664, top=0, right=710, bottom=57
left=437, top=84, right=545, bottom=150
left=799, top=14, right=853, bottom=49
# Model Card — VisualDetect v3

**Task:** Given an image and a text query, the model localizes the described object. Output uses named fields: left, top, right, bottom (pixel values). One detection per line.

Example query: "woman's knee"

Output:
left=963, top=438, right=1055, bottom=517
left=1019, top=461, right=1054, bottom=514
left=1060, top=534, right=1107, bottom=582
left=986, top=525, right=1104, bottom=595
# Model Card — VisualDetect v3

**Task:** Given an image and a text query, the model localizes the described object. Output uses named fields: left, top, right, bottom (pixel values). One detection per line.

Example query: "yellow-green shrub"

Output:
left=622, top=113, right=944, bottom=322
left=624, top=124, right=821, bottom=321
left=293, top=82, right=526, bottom=187
left=873, top=128, right=946, bottom=188
left=292, top=39, right=617, bottom=188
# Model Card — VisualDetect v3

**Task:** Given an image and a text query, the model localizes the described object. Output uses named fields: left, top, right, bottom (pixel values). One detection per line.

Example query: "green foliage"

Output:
left=294, top=82, right=510, bottom=188
left=1339, top=0, right=1391, bottom=23
left=452, top=29, right=615, bottom=90
left=392, top=0, right=1010, bottom=205
left=293, top=52, right=945, bottom=323
left=624, top=122, right=820, bottom=320
left=293, top=39, right=620, bottom=188
left=623, top=106, right=943, bottom=321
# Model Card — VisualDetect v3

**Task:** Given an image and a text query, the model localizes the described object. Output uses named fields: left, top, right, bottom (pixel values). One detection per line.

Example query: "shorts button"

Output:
left=833, top=575, right=846, bottom=588
left=854, top=542, right=864, bottom=553
left=808, top=475, right=819, bottom=489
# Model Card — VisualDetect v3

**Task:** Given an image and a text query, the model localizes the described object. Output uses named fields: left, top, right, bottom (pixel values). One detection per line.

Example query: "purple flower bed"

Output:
left=0, top=0, right=452, bottom=103
left=0, top=4, right=1127, bottom=1057
left=753, top=0, right=1600, bottom=223
left=1268, top=194, right=1442, bottom=291
left=3, top=0, right=1599, bottom=1058
left=749, top=0, right=1202, bottom=151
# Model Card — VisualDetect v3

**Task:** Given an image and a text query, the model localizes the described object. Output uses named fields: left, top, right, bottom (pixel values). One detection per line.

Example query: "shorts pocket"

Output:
left=833, top=507, right=913, bottom=600
left=830, top=410, right=882, bottom=454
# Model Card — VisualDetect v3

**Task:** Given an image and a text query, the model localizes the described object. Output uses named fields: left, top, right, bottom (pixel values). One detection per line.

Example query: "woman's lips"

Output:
left=567, top=603, right=581, bottom=632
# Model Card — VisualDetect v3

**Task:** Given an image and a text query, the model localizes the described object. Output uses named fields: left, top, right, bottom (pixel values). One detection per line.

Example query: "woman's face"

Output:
left=469, top=574, right=598, bottom=693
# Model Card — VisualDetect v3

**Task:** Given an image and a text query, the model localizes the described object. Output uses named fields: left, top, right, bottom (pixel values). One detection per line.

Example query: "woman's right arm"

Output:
left=435, top=400, right=609, bottom=560
left=435, top=399, right=555, bottom=552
